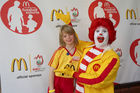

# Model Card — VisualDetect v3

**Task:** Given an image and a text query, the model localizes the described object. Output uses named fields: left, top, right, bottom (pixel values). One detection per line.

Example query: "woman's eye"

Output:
left=63, top=35, right=67, bottom=38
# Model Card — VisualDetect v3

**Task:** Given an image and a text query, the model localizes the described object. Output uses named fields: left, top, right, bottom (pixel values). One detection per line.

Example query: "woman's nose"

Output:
left=67, top=35, right=70, bottom=39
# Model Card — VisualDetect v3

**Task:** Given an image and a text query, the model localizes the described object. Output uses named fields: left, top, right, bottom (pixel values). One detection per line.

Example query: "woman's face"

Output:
left=62, top=31, right=75, bottom=46
left=94, top=26, right=109, bottom=47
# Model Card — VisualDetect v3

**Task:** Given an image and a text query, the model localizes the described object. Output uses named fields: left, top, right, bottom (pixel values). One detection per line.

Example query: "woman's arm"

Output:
left=49, top=67, right=56, bottom=92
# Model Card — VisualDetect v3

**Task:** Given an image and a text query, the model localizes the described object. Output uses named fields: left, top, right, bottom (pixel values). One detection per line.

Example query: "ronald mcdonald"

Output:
left=55, top=11, right=120, bottom=93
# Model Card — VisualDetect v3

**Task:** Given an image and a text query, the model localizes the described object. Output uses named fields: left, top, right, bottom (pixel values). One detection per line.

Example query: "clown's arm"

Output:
left=74, top=51, right=120, bottom=88
left=55, top=10, right=93, bottom=53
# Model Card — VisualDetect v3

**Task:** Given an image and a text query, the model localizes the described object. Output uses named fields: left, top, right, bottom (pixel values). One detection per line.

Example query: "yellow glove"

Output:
left=55, top=11, right=71, bottom=24
left=64, top=64, right=75, bottom=77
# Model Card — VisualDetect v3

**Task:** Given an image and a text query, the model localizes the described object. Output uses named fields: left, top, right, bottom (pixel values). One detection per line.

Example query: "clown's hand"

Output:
left=63, top=66, right=75, bottom=77
left=55, top=10, right=71, bottom=24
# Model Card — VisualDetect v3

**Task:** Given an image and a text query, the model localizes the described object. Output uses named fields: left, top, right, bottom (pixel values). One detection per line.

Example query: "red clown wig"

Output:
left=89, top=18, right=116, bottom=44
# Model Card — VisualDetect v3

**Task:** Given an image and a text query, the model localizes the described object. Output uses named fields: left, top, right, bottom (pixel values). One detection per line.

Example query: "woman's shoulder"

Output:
left=53, top=47, right=65, bottom=53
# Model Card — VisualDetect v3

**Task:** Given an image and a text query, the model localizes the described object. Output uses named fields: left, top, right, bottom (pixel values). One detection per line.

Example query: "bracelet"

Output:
left=49, top=89, right=55, bottom=93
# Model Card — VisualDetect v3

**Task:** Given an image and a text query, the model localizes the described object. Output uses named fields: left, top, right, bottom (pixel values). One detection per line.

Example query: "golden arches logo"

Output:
left=93, top=64, right=100, bottom=72
left=22, top=1, right=30, bottom=7
left=11, top=58, right=28, bottom=72
left=51, top=9, right=64, bottom=21
left=126, top=9, right=136, bottom=19
left=94, top=66, right=99, bottom=69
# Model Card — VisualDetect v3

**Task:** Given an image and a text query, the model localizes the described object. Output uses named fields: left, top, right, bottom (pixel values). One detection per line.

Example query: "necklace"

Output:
left=66, top=45, right=75, bottom=55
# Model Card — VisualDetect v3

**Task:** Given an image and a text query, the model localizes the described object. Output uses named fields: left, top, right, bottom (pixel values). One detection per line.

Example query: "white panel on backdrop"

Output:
left=0, top=0, right=140, bottom=93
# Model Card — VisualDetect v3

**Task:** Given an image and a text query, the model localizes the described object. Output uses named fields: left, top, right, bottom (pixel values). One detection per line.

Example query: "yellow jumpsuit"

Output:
left=75, top=46, right=120, bottom=93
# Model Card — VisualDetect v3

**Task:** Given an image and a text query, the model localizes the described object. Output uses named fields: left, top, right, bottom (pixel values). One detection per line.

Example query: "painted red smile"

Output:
left=97, top=37, right=104, bottom=43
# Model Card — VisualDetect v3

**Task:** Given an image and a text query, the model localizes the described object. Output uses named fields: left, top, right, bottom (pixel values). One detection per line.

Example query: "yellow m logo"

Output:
left=126, top=9, right=136, bottom=19
left=11, top=58, right=28, bottom=72
left=93, top=64, right=100, bottom=72
left=51, top=9, right=64, bottom=21
left=94, top=65, right=99, bottom=70
left=22, top=1, right=30, bottom=7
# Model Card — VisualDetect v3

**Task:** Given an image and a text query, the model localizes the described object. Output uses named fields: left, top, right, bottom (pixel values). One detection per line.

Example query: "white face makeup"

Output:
left=94, top=26, right=109, bottom=49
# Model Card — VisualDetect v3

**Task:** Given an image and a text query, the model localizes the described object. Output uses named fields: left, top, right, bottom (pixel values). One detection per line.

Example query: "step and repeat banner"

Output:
left=0, top=0, right=140, bottom=93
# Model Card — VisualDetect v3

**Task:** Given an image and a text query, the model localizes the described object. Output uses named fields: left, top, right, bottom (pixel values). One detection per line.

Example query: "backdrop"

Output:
left=0, top=0, right=140, bottom=93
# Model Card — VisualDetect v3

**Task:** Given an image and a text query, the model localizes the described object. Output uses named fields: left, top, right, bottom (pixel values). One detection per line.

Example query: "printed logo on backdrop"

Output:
left=115, top=48, right=122, bottom=67
left=130, top=39, right=140, bottom=67
left=126, top=9, right=136, bottom=20
left=11, top=58, right=28, bottom=72
left=115, top=48, right=122, bottom=57
left=50, top=8, right=80, bottom=27
left=0, top=0, right=43, bottom=34
left=126, top=8, right=140, bottom=25
left=32, top=54, right=45, bottom=72
left=88, top=0, right=120, bottom=28
left=71, top=8, right=80, bottom=23
left=10, top=54, right=45, bottom=79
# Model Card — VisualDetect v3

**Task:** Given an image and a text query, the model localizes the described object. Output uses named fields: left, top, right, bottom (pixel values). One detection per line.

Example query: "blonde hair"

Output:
left=59, top=25, right=79, bottom=47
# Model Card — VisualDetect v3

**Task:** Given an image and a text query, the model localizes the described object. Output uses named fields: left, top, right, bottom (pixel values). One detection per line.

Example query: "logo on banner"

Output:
left=126, top=9, right=136, bottom=19
left=34, top=54, right=44, bottom=65
left=115, top=48, right=122, bottom=57
left=71, top=8, right=80, bottom=23
left=22, top=1, right=30, bottom=7
left=11, top=54, right=45, bottom=72
left=32, top=54, right=45, bottom=72
left=126, top=8, right=140, bottom=25
left=0, top=0, right=43, bottom=34
left=130, top=39, right=140, bottom=67
left=11, top=58, right=28, bottom=72
left=50, top=8, right=79, bottom=27
left=88, top=0, right=120, bottom=28
left=51, top=9, right=64, bottom=21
